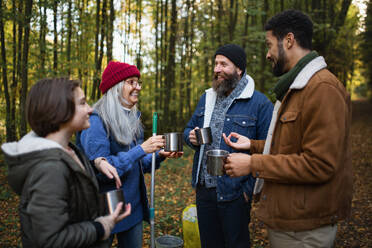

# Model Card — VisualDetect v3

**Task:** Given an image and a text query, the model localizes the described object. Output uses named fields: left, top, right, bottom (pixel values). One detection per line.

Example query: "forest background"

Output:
left=0, top=0, right=371, bottom=141
left=0, top=0, right=372, bottom=247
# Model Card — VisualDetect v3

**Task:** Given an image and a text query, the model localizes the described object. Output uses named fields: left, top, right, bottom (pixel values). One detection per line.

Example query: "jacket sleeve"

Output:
left=140, top=151, right=165, bottom=173
left=79, top=115, right=146, bottom=177
left=250, top=139, right=266, bottom=154
left=251, top=82, right=349, bottom=184
left=183, top=94, right=205, bottom=150
left=25, top=161, right=98, bottom=247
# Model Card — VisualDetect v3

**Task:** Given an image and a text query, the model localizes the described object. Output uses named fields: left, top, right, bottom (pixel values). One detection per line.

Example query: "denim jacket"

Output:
left=184, top=74, right=273, bottom=202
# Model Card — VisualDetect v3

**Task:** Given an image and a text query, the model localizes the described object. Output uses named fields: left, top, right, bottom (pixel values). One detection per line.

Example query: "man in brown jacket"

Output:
left=223, top=10, right=352, bottom=248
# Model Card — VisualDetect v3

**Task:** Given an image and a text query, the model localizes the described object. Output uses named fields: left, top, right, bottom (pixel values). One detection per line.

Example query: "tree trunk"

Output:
left=77, top=0, right=83, bottom=82
left=258, top=0, right=268, bottom=92
left=163, top=0, right=177, bottom=130
left=20, top=0, right=33, bottom=137
left=0, top=0, right=15, bottom=142
left=242, top=0, right=249, bottom=49
left=66, top=0, right=72, bottom=76
left=53, top=0, right=58, bottom=72
left=107, top=0, right=114, bottom=63
left=186, top=0, right=195, bottom=118
left=216, top=0, right=223, bottom=45
left=96, top=0, right=107, bottom=99
left=159, top=0, right=169, bottom=114
left=9, top=0, right=18, bottom=140
left=59, top=3, right=65, bottom=72
left=179, top=0, right=190, bottom=126
left=92, top=0, right=101, bottom=100
left=228, top=0, right=238, bottom=41
left=38, top=0, right=47, bottom=77
left=135, top=0, right=142, bottom=70
left=154, top=0, right=160, bottom=110
left=123, top=0, right=131, bottom=61
left=333, top=0, right=352, bottom=33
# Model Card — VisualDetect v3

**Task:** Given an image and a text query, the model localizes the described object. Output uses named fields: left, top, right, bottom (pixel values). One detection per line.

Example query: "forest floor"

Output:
left=0, top=100, right=371, bottom=248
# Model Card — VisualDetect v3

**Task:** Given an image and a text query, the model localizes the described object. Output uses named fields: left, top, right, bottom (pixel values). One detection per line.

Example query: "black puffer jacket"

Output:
left=1, top=132, right=109, bottom=248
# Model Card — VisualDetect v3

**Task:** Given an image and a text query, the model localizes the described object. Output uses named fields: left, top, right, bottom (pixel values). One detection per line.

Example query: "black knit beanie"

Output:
left=214, top=44, right=247, bottom=73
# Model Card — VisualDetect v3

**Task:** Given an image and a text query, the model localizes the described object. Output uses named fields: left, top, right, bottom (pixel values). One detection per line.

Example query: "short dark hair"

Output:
left=265, top=9, right=313, bottom=50
left=26, top=78, right=81, bottom=137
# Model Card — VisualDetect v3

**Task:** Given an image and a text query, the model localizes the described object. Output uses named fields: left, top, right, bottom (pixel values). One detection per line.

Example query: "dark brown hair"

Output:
left=26, top=78, right=81, bottom=137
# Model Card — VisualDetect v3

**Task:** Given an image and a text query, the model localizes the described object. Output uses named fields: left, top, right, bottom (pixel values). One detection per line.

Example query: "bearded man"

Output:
left=183, top=44, right=273, bottom=248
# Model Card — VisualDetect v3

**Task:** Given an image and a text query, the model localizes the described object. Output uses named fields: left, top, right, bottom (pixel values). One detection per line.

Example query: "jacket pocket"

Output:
left=278, top=111, right=299, bottom=147
left=279, top=111, right=298, bottom=123
left=230, top=116, right=256, bottom=137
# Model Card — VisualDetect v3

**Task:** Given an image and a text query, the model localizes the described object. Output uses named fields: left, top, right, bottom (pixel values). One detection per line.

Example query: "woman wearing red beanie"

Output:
left=77, top=61, right=182, bottom=247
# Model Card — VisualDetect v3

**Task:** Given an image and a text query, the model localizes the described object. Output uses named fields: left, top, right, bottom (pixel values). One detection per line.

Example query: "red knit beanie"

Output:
left=99, top=61, right=140, bottom=94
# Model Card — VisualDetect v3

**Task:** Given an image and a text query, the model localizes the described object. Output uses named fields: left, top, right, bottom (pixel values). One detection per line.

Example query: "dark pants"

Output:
left=196, top=185, right=251, bottom=248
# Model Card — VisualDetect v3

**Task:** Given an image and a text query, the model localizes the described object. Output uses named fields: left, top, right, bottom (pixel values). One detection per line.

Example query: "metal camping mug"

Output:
left=102, top=188, right=126, bottom=214
left=164, top=132, right=183, bottom=152
left=206, top=149, right=229, bottom=176
left=195, top=127, right=212, bottom=145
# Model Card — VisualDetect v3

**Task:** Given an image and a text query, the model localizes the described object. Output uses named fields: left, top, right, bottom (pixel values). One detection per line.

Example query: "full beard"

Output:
left=212, top=70, right=240, bottom=97
left=272, top=41, right=288, bottom=77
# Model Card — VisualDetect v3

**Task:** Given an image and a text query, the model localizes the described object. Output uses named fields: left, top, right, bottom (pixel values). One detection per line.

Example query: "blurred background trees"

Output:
left=0, top=0, right=370, bottom=142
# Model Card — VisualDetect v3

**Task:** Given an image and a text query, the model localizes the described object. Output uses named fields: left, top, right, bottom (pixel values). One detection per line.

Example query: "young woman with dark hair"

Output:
left=1, top=78, right=131, bottom=248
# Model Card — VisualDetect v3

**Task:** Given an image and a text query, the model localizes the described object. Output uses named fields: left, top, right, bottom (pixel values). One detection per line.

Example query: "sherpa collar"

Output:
left=290, top=56, right=327, bottom=90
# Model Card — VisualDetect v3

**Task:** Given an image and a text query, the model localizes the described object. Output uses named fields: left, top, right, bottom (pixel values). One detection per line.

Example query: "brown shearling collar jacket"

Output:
left=250, top=57, right=352, bottom=231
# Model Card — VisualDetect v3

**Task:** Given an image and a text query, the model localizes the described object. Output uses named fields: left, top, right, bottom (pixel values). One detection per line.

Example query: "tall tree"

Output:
left=216, top=0, right=223, bottom=45
left=154, top=0, right=160, bottom=110
left=20, top=0, right=33, bottom=136
left=0, top=0, right=14, bottom=141
left=9, top=0, right=18, bottom=141
left=228, top=0, right=238, bottom=41
left=107, top=0, right=114, bottom=63
left=258, top=0, right=269, bottom=92
left=92, top=0, right=101, bottom=100
left=162, top=0, right=177, bottom=128
left=135, top=0, right=142, bottom=70
left=53, top=0, right=58, bottom=71
left=15, top=0, right=24, bottom=136
left=96, top=0, right=107, bottom=99
left=66, top=0, right=72, bottom=76
left=38, top=0, right=47, bottom=77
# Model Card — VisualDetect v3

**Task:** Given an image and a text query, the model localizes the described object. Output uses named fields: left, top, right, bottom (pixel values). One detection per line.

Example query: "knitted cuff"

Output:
left=92, top=221, right=105, bottom=241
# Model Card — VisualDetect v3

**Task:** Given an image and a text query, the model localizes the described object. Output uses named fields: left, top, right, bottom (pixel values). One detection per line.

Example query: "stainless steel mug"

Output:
left=195, top=127, right=212, bottom=145
left=102, top=189, right=125, bottom=214
left=206, top=149, right=229, bottom=176
left=164, top=132, right=183, bottom=152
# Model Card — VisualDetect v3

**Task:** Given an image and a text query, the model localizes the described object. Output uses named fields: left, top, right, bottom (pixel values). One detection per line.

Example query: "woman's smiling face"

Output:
left=121, top=76, right=142, bottom=108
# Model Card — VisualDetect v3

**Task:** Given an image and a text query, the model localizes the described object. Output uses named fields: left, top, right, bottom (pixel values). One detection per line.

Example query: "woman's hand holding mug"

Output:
left=141, top=135, right=165, bottom=154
